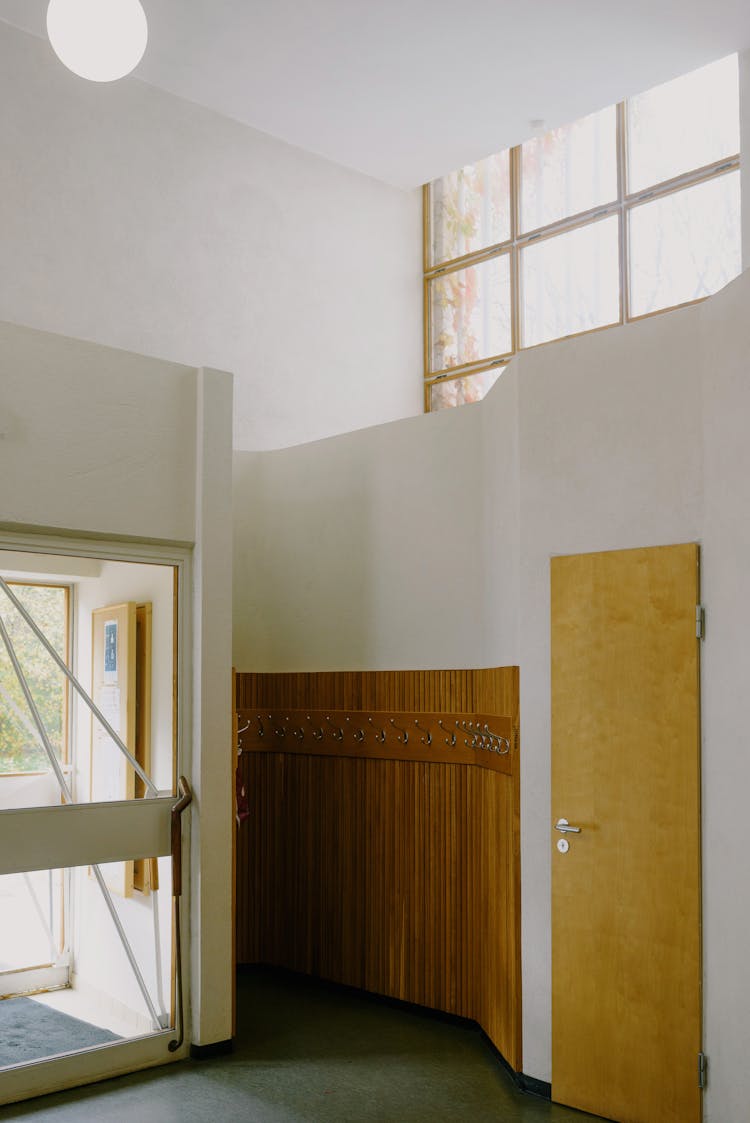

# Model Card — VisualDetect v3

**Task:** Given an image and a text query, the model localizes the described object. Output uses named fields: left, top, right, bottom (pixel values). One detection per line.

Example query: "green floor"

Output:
left=0, top=968, right=606, bottom=1122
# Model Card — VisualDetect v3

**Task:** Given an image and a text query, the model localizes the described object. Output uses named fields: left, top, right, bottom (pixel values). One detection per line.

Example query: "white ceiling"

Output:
left=1, top=0, right=749, bottom=188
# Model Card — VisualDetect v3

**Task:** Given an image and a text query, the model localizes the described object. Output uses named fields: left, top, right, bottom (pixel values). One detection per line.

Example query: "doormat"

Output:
left=0, top=997, right=120, bottom=1067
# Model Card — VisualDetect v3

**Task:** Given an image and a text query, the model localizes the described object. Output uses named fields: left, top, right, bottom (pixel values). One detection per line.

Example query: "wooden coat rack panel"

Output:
left=235, top=667, right=521, bottom=1070
left=237, top=708, right=512, bottom=774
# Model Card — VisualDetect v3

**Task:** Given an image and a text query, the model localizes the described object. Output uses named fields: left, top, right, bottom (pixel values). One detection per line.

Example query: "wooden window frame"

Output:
left=423, top=86, right=740, bottom=411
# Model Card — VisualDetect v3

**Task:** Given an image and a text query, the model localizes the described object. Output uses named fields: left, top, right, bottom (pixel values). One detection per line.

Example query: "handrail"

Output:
left=168, top=776, right=193, bottom=1052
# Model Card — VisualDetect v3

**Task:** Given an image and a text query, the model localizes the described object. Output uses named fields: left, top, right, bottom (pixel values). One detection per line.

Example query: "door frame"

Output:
left=0, top=528, right=193, bottom=1106
left=550, top=543, right=703, bottom=1122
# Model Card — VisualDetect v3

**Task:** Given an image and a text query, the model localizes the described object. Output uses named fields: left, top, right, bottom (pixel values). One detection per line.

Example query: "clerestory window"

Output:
left=424, top=54, right=741, bottom=411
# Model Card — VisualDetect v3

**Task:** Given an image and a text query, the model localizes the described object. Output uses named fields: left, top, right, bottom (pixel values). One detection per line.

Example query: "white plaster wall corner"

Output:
left=0, top=21, right=421, bottom=453
left=190, top=367, right=234, bottom=1047
left=697, top=270, right=750, bottom=1123
left=739, top=48, right=750, bottom=271
left=0, top=319, right=197, bottom=542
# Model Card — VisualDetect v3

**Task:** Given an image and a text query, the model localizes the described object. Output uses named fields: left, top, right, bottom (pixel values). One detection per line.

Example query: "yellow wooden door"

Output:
left=551, top=544, right=702, bottom=1123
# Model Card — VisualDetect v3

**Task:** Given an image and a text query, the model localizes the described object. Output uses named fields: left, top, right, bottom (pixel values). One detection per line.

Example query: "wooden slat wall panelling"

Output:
left=235, top=668, right=521, bottom=1070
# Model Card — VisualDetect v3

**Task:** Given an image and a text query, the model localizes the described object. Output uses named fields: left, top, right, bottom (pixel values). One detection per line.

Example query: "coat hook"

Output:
left=307, top=715, right=325, bottom=741
left=236, top=718, right=250, bottom=758
left=346, top=715, right=365, bottom=743
left=438, top=720, right=456, bottom=747
left=255, top=715, right=265, bottom=738
left=367, top=716, right=386, bottom=743
left=481, top=723, right=510, bottom=754
left=456, top=719, right=479, bottom=749
left=325, top=715, right=344, bottom=741
left=389, top=718, right=408, bottom=745
left=414, top=719, right=431, bottom=746
left=273, top=716, right=288, bottom=739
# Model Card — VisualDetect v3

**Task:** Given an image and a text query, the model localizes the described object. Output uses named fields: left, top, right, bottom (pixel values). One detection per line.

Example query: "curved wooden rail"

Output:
left=237, top=708, right=512, bottom=773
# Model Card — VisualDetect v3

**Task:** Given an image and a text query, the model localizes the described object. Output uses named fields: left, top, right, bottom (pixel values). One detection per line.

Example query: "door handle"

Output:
left=555, top=817, right=581, bottom=834
left=169, top=776, right=193, bottom=1054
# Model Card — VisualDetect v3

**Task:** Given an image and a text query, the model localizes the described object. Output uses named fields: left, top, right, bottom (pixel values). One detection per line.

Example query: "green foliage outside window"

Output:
left=0, top=585, right=68, bottom=774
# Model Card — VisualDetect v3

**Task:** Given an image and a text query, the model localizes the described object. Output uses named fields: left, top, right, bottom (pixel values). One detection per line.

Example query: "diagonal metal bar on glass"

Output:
left=0, top=612, right=164, bottom=1031
left=0, top=575, right=158, bottom=797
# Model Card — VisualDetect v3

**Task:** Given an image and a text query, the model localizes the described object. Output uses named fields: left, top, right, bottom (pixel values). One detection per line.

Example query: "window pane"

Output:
left=521, top=217, right=620, bottom=348
left=430, top=151, right=511, bottom=266
left=429, top=255, right=511, bottom=372
left=521, top=106, right=617, bottom=233
left=0, top=869, right=64, bottom=971
left=629, top=172, right=741, bottom=318
left=0, top=860, right=173, bottom=1055
left=0, top=585, right=67, bottom=775
left=429, top=366, right=505, bottom=411
left=627, top=55, right=739, bottom=193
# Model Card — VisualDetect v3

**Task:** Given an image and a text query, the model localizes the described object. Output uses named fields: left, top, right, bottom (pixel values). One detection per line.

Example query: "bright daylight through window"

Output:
left=0, top=583, right=69, bottom=774
left=424, top=55, right=741, bottom=411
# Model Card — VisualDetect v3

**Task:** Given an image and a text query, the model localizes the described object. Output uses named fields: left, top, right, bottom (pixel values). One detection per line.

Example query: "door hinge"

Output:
left=696, top=605, right=705, bottom=640
left=698, top=1052, right=708, bottom=1089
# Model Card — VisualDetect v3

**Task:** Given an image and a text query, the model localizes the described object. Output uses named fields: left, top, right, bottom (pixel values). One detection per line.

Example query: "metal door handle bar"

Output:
left=555, top=818, right=582, bottom=834
left=168, top=777, right=193, bottom=1052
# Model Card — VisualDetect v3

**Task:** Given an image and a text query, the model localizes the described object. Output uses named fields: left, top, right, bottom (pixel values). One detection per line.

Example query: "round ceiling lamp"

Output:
left=47, top=0, right=148, bottom=83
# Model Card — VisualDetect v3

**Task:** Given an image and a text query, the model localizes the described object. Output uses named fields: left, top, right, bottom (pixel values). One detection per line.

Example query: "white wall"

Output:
left=0, top=773, right=60, bottom=810
left=0, top=21, right=421, bottom=453
left=0, top=321, right=197, bottom=543
left=233, top=382, right=519, bottom=671
left=232, top=270, right=750, bottom=1123
left=697, top=275, right=750, bottom=1123
left=740, top=48, right=750, bottom=268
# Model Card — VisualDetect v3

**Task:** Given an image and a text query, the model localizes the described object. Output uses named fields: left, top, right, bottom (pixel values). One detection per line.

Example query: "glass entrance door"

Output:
left=0, top=554, right=189, bottom=1106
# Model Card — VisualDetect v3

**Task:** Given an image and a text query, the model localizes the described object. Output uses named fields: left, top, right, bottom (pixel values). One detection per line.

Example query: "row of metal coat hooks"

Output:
left=237, top=709, right=511, bottom=757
